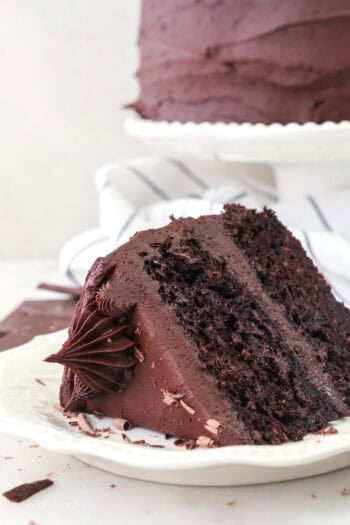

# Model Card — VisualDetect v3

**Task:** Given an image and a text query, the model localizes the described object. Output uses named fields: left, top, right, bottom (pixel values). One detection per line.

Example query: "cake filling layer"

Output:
left=144, top=236, right=340, bottom=444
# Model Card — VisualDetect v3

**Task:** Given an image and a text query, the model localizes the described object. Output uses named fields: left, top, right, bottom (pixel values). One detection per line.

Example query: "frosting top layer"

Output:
left=133, top=0, right=350, bottom=123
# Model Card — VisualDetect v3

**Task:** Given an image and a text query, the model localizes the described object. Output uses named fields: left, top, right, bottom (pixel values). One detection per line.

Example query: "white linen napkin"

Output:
left=60, top=157, right=350, bottom=304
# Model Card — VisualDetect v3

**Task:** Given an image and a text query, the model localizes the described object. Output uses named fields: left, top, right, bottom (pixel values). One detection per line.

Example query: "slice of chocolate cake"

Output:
left=46, top=205, right=350, bottom=446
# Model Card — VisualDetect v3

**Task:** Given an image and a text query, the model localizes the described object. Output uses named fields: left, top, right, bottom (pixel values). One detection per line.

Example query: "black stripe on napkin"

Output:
left=307, top=195, right=332, bottom=231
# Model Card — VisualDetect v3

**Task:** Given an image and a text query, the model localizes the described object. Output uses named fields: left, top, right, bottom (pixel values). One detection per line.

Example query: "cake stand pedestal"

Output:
left=125, top=118, right=350, bottom=199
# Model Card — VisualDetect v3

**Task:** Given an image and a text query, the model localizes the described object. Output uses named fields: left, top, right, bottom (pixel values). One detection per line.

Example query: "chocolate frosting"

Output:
left=48, top=209, right=350, bottom=445
left=132, top=0, right=350, bottom=123
left=45, top=264, right=139, bottom=408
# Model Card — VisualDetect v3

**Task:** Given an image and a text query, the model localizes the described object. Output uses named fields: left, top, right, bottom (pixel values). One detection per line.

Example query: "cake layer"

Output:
left=133, top=0, right=350, bottom=123
left=224, top=205, right=350, bottom=405
left=47, top=206, right=350, bottom=445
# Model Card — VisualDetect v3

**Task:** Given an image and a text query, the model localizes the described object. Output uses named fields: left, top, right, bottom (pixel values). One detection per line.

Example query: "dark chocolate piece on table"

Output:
left=0, top=300, right=76, bottom=351
left=3, top=478, right=54, bottom=503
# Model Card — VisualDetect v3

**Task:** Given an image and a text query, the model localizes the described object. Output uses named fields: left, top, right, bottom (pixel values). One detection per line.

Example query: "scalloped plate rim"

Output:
left=0, top=332, right=350, bottom=479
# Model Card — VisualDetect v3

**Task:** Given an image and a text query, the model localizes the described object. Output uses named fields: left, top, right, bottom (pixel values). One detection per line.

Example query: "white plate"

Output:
left=125, top=117, right=350, bottom=163
left=0, top=331, right=350, bottom=487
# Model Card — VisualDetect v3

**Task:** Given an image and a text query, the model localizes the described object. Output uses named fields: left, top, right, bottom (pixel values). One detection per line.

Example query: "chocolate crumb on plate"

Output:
left=226, top=500, right=237, bottom=507
left=341, top=488, right=350, bottom=496
left=110, top=484, right=116, bottom=488
left=315, top=427, right=338, bottom=435
left=311, top=493, right=317, bottom=499
left=196, top=435, right=215, bottom=448
left=3, top=479, right=54, bottom=503
left=77, top=413, right=98, bottom=437
left=35, top=378, right=46, bottom=387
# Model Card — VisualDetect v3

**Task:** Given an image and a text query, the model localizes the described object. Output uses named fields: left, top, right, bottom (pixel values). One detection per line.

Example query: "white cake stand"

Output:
left=125, top=117, right=350, bottom=199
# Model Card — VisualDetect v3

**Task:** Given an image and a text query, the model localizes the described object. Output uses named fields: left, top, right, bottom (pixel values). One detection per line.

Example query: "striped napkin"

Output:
left=60, top=157, right=350, bottom=304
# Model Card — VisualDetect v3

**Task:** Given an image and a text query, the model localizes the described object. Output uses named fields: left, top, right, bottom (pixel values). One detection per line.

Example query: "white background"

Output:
left=0, top=0, right=149, bottom=259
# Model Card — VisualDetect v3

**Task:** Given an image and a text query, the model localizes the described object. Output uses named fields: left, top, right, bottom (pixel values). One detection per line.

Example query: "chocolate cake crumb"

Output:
left=95, top=426, right=111, bottom=433
left=3, top=479, right=54, bottom=503
left=311, top=494, right=317, bottom=499
left=35, top=378, right=46, bottom=387
left=110, top=484, right=116, bottom=488
left=174, top=438, right=196, bottom=450
left=54, top=403, right=77, bottom=419
left=121, top=433, right=131, bottom=443
left=341, top=488, right=350, bottom=496
left=226, top=501, right=237, bottom=507
left=77, top=414, right=97, bottom=437
left=112, top=418, right=131, bottom=431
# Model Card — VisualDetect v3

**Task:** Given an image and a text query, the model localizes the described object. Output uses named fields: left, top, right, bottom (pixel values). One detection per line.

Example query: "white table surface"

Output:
left=1, top=260, right=350, bottom=525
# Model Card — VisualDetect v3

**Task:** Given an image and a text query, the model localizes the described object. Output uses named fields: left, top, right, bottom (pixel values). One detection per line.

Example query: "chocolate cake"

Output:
left=46, top=205, right=350, bottom=446
left=132, top=0, right=350, bottom=124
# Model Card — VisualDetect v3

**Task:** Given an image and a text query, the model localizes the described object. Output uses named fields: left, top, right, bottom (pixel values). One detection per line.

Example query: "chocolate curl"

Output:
left=112, top=418, right=131, bottom=431
left=77, top=413, right=97, bottom=436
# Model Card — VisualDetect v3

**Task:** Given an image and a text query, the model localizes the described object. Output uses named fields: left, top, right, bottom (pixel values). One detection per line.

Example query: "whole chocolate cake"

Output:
left=131, top=0, right=350, bottom=124
left=46, top=205, right=350, bottom=446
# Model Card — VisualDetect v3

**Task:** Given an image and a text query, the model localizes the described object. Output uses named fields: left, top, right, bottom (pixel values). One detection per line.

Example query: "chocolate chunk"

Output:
left=3, top=479, right=54, bottom=503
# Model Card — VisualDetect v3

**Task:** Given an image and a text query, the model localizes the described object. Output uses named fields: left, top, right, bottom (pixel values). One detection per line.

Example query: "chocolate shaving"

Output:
left=204, top=418, right=221, bottom=435
left=174, top=438, right=196, bottom=450
left=196, top=435, right=215, bottom=448
left=161, top=389, right=184, bottom=407
left=93, top=410, right=105, bottom=419
left=120, top=433, right=163, bottom=448
left=3, top=478, right=54, bottom=503
left=35, top=378, right=46, bottom=387
left=69, top=421, right=78, bottom=427
left=77, top=414, right=97, bottom=437
left=112, top=418, right=131, bottom=431
left=315, top=427, right=338, bottom=435
left=179, top=400, right=196, bottom=415
left=134, top=348, right=144, bottom=363
left=38, top=282, right=82, bottom=298
left=54, top=403, right=77, bottom=419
